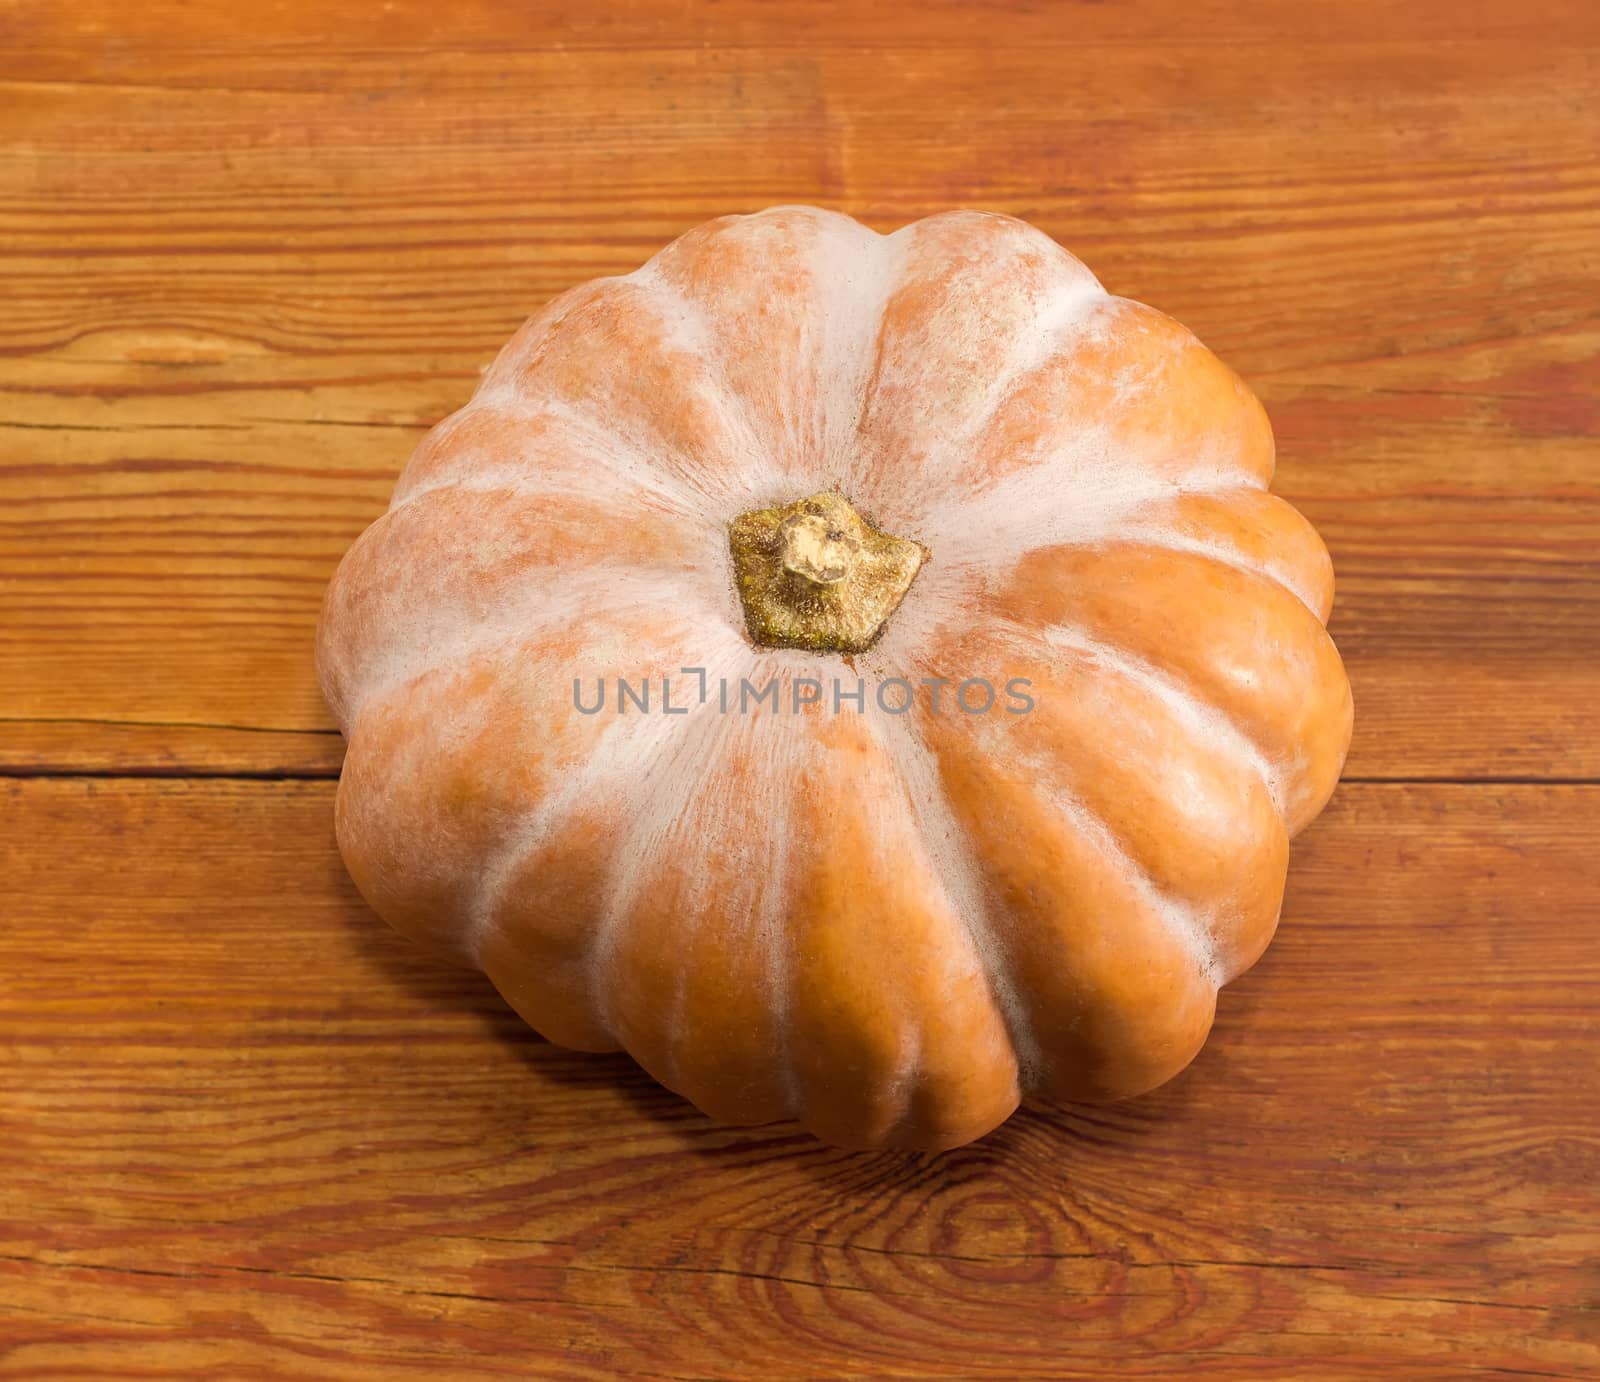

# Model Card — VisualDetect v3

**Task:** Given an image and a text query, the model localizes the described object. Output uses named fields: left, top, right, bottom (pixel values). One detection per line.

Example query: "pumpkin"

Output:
left=316, top=206, right=1352, bottom=1152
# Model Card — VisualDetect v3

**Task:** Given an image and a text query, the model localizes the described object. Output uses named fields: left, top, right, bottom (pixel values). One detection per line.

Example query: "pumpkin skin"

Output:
left=316, top=206, right=1352, bottom=1152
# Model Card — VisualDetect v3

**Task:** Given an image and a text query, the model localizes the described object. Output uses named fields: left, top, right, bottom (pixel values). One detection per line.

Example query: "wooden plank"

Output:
left=2, top=0, right=1596, bottom=74
left=3, top=24, right=1600, bottom=777
left=2, top=24, right=1596, bottom=778
left=2, top=777, right=1598, bottom=1377
left=4, top=8, right=1596, bottom=1382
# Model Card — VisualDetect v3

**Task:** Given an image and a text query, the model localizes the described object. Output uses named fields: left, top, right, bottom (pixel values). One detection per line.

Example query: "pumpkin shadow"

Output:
left=768, top=1078, right=1206, bottom=1193
left=340, top=887, right=1207, bottom=1174
left=338, top=890, right=761, bottom=1135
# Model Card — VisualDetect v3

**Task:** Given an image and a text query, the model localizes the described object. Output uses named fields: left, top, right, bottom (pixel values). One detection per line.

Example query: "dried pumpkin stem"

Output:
left=728, top=491, right=928, bottom=654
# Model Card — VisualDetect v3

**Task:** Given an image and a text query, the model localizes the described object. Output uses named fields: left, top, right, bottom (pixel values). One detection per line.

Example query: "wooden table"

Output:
left=4, top=3, right=1598, bottom=1377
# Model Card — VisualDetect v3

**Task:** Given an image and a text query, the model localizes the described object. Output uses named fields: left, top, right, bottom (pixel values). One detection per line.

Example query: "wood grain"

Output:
left=3, top=777, right=1598, bottom=1379
left=3, top=1, right=1598, bottom=1376
left=2, top=4, right=1598, bottom=777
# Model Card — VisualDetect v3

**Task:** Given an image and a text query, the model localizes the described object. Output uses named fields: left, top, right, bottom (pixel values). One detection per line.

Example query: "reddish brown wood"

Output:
left=2, top=0, right=1598, bottom=1374
left=2, top=779, right=1598, bottom=1377
left=2, top=4, right=1597, bottom=778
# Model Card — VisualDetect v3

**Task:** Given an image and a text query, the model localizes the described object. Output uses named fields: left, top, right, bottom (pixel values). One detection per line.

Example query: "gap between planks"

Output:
left=0, top=763, right=1593, bottom=787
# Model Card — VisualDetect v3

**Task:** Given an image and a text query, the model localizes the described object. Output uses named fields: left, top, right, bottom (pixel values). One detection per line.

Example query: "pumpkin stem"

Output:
left=778, top=510, right=862, bottom=585
left=728, top=491, right=927, bottom=654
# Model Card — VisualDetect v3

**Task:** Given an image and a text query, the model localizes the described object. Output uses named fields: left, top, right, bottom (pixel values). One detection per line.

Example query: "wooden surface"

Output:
left=2, top=2, right=1597, bottom=1376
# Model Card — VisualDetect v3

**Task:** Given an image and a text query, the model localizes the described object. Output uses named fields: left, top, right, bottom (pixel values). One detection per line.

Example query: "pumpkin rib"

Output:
left=874, top=708, right=1045, bottom=1085
left=1035, top=774, right=1224, bottom=993
left=639, top=207, right=898, bottom=498
left=848, top=224, right=1107, bottom=520
left=380, top=479, right=707, bottom=563
left=992, top=541, right=1352, bottom=837
left=476, top=805, right=627, bottom=1054
left=332, top=672, right=502, bottom=966
left=1116, top=487, right=1337, bottom=624
left=316, top=470, right=729, bottom=728
left=881, top=278, right=1107, bottom=515
left=830, top=225, right=915, bottom=508
left=921, top=707, right=1220, bottom=1102
left=811, top=216, right=909, bottom=482
left=891, top=310, right=1277, bottom=580
left=467, top=702, right=685, bottom=968
left=1007, top=621, right=1289, bottom=981
left=475, top=628, right=760, bottom=1054
left=391, top=396, right=707, bottom=520
left=335, top=609, right=700, bottom=973
left=630, top=257, right=781, bottom=498
left=916, top=609, right=1288, bottom=987
left=925, top=296, right=1275, bottom=517
left=775, top=709, right=1022, bottom=1150
left=580, top=650, right=766, bottom=1059
left=580, top=676, right=1023, bottom=1149
left=906, top=464, right=1265, bottom=597
left=855, top=710, right=1030, bottom=1147
left=1011, top=618, right=1284, bottom=823
left=1103, top=530, right=1326, bottom=624
left=323, top=558, right=717, bottom=731
left=496, top=273, right=777, bottom=512
left=477, top=275, right=620, bottom=397
left=479, top=681, right=732, bottom=1058
left=1026, top=773, right=1224, bottom=1095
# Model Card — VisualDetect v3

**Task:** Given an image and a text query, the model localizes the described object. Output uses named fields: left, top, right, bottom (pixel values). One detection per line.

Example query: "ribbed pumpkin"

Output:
left=317, top=206, right=1352, bottom=1151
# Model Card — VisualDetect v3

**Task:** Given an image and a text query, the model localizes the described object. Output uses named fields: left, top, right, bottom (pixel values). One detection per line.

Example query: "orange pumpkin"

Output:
left=317, top=206, right=1352, bottom=1151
